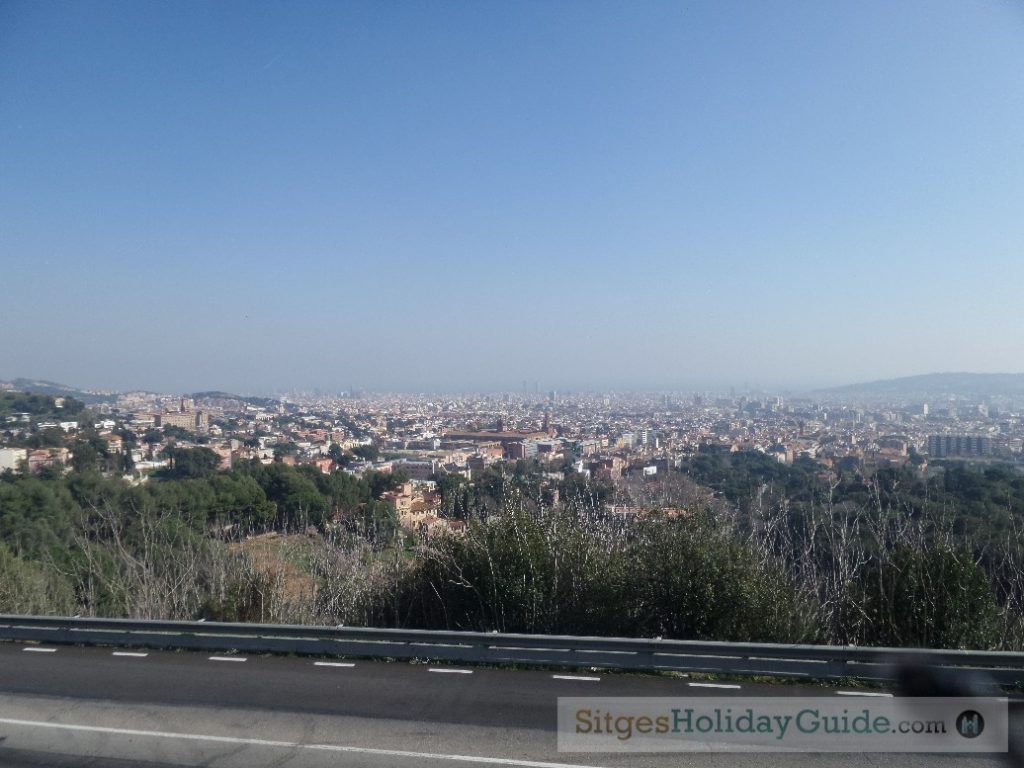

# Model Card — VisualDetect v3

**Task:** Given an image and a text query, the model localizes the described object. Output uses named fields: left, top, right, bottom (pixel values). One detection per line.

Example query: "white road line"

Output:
left=687, top=682, right=740, bottom=689
left=428, top=667, right=473, bottom=674
left=552, top=675, right=601, bottom=681
left=836, top=691, right=893, bottom=697
left=0, top=718, right=607, bottom=768
left=22, top=647, right=57, bottom=653
left=208, top=656, right=247, bottom=663
left=112, top=652, right=149, bottom=658
left=314, top=661, right=355, bottom=668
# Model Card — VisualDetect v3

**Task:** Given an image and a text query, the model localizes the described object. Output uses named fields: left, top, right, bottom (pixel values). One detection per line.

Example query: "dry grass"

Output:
left=230, top=533, right=318, bottom=604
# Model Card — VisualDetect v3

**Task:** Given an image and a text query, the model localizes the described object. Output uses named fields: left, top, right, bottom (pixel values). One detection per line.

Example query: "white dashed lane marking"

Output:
left=22, top=647, right=57, bottom=653
left=836, top=691, right=893, bottom=697
left=208, top=656, right=247, bottom=663
left=428, top=668, right=473, bottom=674
left=552, top=675, right=601, bottom=681
left=688, top=682, right=741, bottom=689
left=112, top=652, right=149, bottom=658
left=314, top=661, right=355, bottom=668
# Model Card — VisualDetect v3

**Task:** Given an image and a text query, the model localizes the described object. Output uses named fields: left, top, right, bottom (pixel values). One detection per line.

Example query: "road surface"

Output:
left=0, top=640, right=1014, bottom=767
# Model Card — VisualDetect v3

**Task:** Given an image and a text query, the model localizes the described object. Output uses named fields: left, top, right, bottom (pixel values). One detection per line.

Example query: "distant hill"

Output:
left=817, top=372, right=1024, bottom=401
left=1, top=378, right=117, bottom=405
left=0, top=390, right=89, bottom=419
left=0, top=379, right=282, bottom=408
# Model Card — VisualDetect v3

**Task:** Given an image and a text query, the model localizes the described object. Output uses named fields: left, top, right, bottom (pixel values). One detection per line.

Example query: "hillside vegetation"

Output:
left=1, top=453, right=1022, bottom=650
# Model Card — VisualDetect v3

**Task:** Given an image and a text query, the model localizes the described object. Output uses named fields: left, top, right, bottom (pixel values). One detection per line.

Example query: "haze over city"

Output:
left=3, top=1, right=1023, bottom=393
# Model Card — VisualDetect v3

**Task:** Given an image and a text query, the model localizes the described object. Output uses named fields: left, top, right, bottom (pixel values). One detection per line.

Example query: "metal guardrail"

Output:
left=1, top=614, right=1022, bottom=686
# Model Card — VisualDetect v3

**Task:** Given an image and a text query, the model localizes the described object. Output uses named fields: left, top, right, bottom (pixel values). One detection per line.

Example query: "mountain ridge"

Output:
left=815, top=372, right=1024, bottom=400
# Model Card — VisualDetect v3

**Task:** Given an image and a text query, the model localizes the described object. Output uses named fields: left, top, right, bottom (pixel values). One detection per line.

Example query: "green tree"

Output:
left=0, top=542, right=75, bottom=614
left=70, top=440, right=103, bottom=473
left=159, top=447, right=221, bottom=480
left=115, top=428, right=138, bottom=448
left=243, top=463, right=330, bottom=528
left=163, top=425, right=197, bottom=442
left=120, top=451, right=136, bottom=474
left=142, top=429, right=164, bottom=445
left=352, top=444, right=379, bottom=462
left=621, top=513, right=806, bottom=642
left=273, top=442, right=299, bottom=460
left=853, top=547, right=1000, bottom=649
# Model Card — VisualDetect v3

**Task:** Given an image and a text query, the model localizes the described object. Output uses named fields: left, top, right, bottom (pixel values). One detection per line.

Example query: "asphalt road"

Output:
left=0, top=641, right=1015, bottom=768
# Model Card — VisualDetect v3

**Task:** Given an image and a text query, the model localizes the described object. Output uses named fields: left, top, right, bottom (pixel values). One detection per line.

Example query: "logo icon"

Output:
left=956, top=710, right=984, bottom=738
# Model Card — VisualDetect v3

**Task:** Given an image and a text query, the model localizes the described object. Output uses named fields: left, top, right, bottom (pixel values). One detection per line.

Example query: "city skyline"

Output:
left=3, top=1, right=1023, bottom=393
left=7, top=369, right=1024, bottom=402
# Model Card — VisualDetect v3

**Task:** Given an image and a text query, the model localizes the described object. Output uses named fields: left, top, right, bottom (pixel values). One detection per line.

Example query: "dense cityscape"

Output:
left=3, top=375, right=1022, bottom=537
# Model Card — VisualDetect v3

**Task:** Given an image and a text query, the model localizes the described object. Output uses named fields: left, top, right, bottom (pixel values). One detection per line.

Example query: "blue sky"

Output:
left=2, top=0, right=1023, bottom=394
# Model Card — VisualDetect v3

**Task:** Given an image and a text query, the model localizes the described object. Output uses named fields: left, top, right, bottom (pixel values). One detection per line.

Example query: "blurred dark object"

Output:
left=895, top=656, right=996, bottom=697
left=894, top=656, right=1019, bottom=767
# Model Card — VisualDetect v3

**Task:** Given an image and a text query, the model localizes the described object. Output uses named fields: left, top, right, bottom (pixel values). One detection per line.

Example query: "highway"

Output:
left=0, top=640, right=1014, bottom=767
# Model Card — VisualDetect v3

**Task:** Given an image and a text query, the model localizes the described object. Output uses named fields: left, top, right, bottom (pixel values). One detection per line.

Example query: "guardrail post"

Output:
left=828, top=648, right=849, bottom=680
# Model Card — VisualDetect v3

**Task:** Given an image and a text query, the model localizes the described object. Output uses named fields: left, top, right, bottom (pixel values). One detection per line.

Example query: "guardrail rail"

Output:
left=2, top=614, right=1022, bottom=686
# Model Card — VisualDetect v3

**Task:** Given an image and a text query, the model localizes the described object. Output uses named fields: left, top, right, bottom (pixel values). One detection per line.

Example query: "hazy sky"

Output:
left=2, top=1, right=1023, bottom=394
